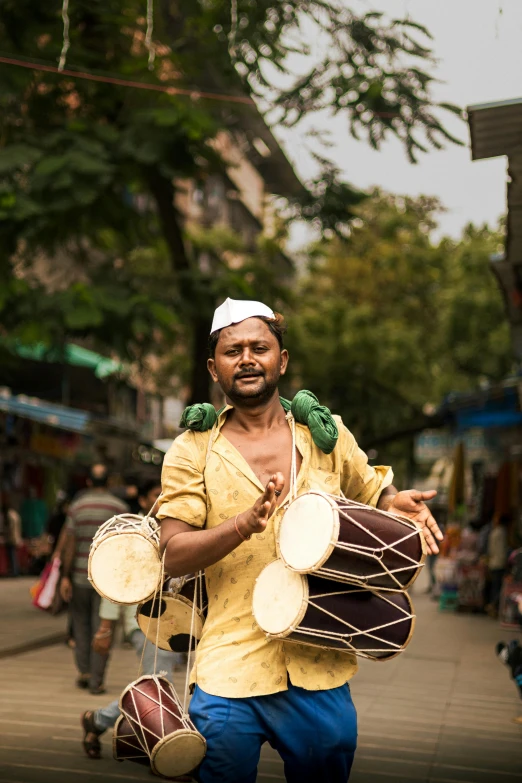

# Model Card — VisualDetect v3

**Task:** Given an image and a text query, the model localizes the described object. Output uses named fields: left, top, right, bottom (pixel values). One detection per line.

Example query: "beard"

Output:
left=222, top=370, right=280, bottom=407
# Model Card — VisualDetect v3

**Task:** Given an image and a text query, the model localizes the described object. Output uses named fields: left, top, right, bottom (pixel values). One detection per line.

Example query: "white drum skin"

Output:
left=89, top=514, right=161, bottom=605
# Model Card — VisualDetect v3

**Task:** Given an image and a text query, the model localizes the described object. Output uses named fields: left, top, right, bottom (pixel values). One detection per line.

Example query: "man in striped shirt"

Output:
left=60, top=464, right=128, bottom=694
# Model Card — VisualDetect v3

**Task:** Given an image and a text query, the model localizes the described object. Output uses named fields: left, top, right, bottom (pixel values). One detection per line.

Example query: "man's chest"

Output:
left=219, top=426, right=301, bottom=489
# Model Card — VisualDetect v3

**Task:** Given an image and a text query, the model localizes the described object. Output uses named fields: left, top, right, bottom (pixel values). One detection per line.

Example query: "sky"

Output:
left=273, top=0, right=522, bottom=244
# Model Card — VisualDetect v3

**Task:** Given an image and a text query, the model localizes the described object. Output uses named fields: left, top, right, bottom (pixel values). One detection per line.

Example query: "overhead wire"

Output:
left=0, top=53, right=254, bottom=105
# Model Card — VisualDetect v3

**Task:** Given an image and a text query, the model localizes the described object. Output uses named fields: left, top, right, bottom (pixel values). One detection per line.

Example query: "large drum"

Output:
left=279, top=491, right=426, bottom=591
left=89, top=514, right=161, bottom=605
left=253, top=560, right=415, bottom=661
left=119, top=674, right=206, bottom=778
left=136, top=574, right=206, bottom=653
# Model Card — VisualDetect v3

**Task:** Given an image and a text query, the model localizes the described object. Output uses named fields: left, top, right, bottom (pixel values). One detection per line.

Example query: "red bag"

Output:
left=31, top=557, right=62, bottom=611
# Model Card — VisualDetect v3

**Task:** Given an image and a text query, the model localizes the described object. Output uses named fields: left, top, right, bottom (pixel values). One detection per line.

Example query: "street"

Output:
left=0, top=572, right=521, bottom=783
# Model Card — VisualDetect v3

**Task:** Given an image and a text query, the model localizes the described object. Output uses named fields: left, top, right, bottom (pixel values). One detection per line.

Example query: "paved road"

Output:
left=0, top=576, right=521, bottom=783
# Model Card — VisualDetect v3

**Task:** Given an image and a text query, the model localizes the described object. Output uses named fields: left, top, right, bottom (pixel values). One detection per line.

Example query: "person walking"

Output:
left=60, top=464, right=128, bottom=693
left=158, top=298, right=443, bottom=783
left=487, top=514, right=509, bottom=617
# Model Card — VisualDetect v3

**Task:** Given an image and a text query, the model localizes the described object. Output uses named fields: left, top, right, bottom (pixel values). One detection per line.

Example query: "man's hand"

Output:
left=60, top=576, right=73, bottom=603
left=236, top=472, right=285, bottom=539
left=384, top=489, right=443, bottom=555
left=92, top=620, right=114, bottom=656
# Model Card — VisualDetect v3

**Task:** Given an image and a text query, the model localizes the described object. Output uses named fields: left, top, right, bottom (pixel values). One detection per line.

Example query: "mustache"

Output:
left=234, top=369, right=265, bottom=380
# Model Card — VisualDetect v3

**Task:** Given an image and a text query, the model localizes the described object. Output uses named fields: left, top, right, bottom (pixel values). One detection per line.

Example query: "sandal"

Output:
left=81, top=710, right=104, bottom=759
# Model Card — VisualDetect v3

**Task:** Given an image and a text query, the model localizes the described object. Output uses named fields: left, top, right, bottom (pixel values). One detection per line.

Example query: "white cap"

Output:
left=210, top=298, right=275, bottom=334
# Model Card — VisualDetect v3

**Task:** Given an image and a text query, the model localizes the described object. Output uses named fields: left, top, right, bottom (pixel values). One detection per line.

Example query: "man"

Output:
left=158, top=298, right=443, bottom=783
left=81, top=478, right=184, bottom=759
left=60, top=463, right=128, bottom=694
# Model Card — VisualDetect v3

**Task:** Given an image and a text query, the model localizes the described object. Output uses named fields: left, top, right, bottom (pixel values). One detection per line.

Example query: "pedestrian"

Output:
left=59, top=464, right=128, bottom=693
left=80, top=477, right=184, bottom=759
left=486, top=514, right=509, bottom=617
left=157, top=298, right=443, bottom=783
left=1, top=495, right=22, bottom=577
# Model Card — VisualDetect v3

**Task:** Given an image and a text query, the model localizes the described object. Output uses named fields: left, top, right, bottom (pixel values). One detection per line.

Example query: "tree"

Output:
left=0, top=2, right=463, bottom=401
left=286, top=191, right=512, bottom=476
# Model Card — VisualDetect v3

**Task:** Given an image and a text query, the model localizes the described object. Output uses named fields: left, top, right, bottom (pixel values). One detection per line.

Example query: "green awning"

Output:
left=6, top=341, right=124, bottom=379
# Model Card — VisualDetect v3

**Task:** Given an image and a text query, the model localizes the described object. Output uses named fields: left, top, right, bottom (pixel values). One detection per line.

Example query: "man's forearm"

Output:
left=161, top=516, right=247, bottom=577
left=60, top=531, right=75, bottom=578
left=377, top=485, right=398, bottom=512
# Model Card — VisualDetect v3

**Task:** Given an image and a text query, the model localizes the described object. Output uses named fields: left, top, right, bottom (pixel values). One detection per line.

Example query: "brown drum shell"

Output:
left=293, top=574, right=414, bottom=660
left=327, top=501, right=424, bottom=590
left=121, top=677, right=185, bottom=756
left=113, top=714, right=149, bottom=766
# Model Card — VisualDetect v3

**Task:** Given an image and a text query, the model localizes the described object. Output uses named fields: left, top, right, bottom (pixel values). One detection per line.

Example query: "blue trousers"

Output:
left=189, top=681, right=357, bottom=783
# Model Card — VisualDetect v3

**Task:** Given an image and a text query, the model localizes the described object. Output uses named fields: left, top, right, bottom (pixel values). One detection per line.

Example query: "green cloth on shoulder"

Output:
left=180, top=390, right=338, bottom=455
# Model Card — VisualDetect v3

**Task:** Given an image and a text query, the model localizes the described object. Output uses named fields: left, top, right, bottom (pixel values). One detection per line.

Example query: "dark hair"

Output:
left=208, top=313, right=287, bottom=358
left=89, top=463, right=109, bottom=488
left=138, top=478, right=162, bottom=499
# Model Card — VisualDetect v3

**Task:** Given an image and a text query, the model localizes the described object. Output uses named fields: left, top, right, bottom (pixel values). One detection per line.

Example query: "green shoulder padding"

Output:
left=179, top=403, right=218, bottom=431
left=180, top=390, right=338, bottom=454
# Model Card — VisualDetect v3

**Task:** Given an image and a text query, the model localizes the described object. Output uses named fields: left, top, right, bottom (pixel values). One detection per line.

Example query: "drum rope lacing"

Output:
left=281, top=492, right=426, bottom=591
left=290, top=587, right=414, bottom=658
left=313, top=500, right=424, bottom=590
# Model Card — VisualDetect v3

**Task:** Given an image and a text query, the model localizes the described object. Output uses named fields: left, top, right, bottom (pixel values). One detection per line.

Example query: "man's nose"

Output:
left=239, top=349, right=256, bottom=365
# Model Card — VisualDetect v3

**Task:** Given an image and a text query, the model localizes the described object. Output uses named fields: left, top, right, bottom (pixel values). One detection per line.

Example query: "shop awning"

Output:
left=0, top=394, right=90, bottom=433
left=5, top=341, right=124, bottom=379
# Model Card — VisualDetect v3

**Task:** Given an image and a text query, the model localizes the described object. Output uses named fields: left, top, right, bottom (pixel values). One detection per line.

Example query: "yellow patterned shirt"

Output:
left=157, top=406, right=393, bottom=698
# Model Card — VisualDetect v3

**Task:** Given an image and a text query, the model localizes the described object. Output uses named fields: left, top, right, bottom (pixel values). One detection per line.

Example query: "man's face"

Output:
left=208, top=318, right=288, bottom=406
left=139, top=485, right=162, bottom=512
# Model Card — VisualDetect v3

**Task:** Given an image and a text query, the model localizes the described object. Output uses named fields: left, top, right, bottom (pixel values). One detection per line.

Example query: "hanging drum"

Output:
left=136, top=574, right=206, bottom=653
left=253, top=559, right=415, bottom=661
left=89, top=514, right=161, bottom=605
left=278, top=491, right=426, bottom=591
left=118, top=674, right=206, bottom=778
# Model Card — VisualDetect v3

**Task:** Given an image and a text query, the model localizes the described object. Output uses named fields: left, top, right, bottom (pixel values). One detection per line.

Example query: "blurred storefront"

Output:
left=0, top=342, right=167, bottom=537
left=415, top=376, right=522, bottom=615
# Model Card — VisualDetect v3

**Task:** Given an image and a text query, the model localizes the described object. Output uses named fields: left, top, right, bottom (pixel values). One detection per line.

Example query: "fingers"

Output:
left=259, top=473, right=285, bottom=515
left=410, top=489, right=437, bottom=502
left=417, top=509, right=444, bottom=541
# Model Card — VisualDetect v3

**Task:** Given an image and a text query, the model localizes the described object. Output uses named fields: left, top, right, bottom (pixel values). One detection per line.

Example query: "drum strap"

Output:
left=286, top=412, right=298, bottom=502
left=137, top=549, right=167, bottom=678
left=181, top=570, right=203, bottom=717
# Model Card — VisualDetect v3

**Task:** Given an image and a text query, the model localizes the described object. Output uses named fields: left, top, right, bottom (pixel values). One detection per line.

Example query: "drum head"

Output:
left=253, top=559, right=308, bottom=637
left=151, top=729, right=206, bottom=778
left=279, top=492, right=338, bottom=573
left=136, top=594, right=204, bottom=652
left=90, top=533, right=161, bottom=605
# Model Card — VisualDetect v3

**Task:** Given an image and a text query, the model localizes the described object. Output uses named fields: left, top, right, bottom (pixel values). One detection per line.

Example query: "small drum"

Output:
left=279, top=491, right=426, bottom=591
left=89, top=514, right=161, bottom=605
left=136, top=574, right=206, bottom=653
left=113, top=714, right=149, bottom=767
left=119, top=674, right=206, bottom=778
left=253, top=559, right=415, bottom=661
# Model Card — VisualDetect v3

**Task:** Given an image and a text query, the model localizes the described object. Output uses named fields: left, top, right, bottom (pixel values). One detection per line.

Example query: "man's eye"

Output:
left=226, top=349, right=240, bottom=355
left=255, top=346, right=268, bottom=352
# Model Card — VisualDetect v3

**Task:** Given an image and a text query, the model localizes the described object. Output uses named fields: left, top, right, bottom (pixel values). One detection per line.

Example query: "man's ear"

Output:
left=207, top=358, right=218, bottom=382
left=279, top=349, right=289, bottom=376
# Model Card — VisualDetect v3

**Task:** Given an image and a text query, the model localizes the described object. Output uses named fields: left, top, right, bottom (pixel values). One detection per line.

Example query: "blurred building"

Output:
left=468, top=97, right=522, bottom=358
